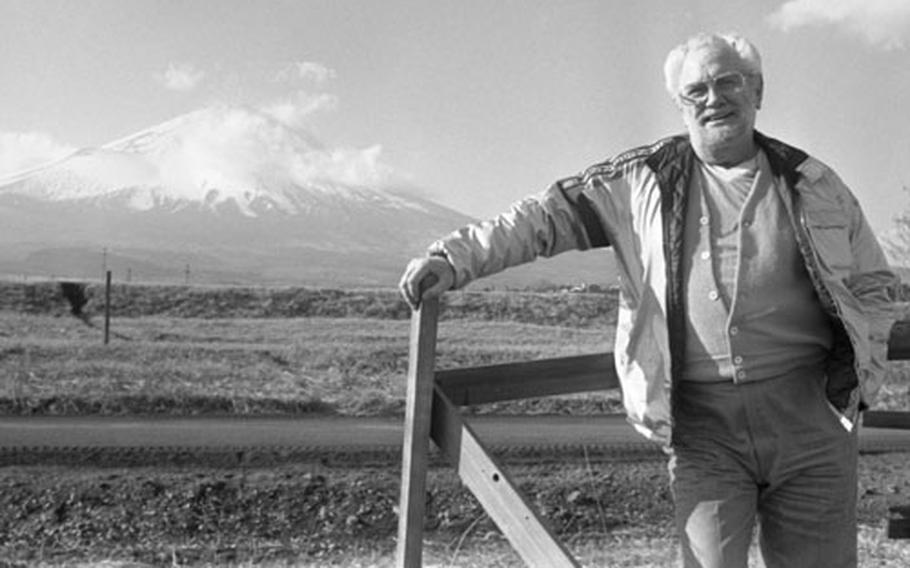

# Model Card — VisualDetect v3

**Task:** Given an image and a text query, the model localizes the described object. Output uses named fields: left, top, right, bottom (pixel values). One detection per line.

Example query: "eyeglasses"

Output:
left=678, top=71, right=752, bottom=106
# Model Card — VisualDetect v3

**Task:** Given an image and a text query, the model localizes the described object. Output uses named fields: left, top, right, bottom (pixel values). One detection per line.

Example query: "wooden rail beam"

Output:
left=436, top=352, right=618, bottom=406
left=863, top=411, right=910, bottom=430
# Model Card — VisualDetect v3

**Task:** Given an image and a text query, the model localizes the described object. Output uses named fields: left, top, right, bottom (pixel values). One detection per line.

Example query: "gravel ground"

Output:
left=0, top=451, right=907, bottom=567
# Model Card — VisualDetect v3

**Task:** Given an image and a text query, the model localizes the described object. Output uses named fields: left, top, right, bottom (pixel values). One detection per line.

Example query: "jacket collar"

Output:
left=646, top=130, right=810, bottom=187
left=754, top=131, right=809, bottom=188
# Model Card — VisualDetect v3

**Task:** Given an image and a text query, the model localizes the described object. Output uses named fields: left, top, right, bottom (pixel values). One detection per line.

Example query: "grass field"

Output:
left=0, top=280, right=907, bottom=416
left=0, top=312, right=622, bottom=416
left=0, top=281, right=627, bottom=416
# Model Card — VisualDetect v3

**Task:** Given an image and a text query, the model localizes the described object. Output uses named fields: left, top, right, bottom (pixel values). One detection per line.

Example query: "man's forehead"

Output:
left=679, top=46, right=745, bottom=80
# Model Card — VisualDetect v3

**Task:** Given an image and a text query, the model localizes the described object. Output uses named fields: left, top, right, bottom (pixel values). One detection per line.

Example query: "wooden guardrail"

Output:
left=396, top=298, right=910, bottom=567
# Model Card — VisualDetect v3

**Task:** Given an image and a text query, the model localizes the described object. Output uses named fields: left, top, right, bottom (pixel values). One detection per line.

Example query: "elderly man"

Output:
left=398, top=33, right=898, bottom=568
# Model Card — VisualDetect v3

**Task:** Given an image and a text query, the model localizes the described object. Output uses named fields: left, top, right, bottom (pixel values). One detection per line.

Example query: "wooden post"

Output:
left=103, top=270, right=111, bottom=345
left=396, top=296, right=440, bottom=568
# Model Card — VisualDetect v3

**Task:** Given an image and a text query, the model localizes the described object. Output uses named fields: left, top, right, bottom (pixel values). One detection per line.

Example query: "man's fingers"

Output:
left=398, top=260, right=423, bottom=309
left=398, top=256, right=454, bottom=311
left=399, top=258, right=433, bottom=309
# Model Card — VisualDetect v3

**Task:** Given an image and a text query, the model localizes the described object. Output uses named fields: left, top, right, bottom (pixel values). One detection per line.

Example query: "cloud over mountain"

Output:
left=0, top=132, right=76, bottom=177
left=0, top=104, right=399, bottom=215
left=768, top=0, right=910, bottom=50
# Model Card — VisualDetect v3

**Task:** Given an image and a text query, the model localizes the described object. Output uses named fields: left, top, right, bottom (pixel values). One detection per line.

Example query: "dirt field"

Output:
left=1, top=450, right=908, bottom=567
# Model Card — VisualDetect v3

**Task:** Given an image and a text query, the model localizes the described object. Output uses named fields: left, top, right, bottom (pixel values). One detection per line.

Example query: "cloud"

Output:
left=146, top=105, right=394, bottom=203
left=274, top=61, right=337, bottom=85
left=768, top=0, right=910, bottom=50
left=160, top=62, right=206, bottom=91
left=260, top=92, right=339, bottom=129
left=263, top=62, right=340, bottom=129
left=291, top=144, right=394, bottom=189
left=0, top=131, right=75, bottom=177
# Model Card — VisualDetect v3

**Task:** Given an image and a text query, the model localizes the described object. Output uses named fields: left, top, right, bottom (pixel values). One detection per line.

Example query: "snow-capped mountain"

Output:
left=0, top=105, right=476, bottom=285
left=0, top=105, right=429, bottom=216
left=0, top=104, right=616, bottom=288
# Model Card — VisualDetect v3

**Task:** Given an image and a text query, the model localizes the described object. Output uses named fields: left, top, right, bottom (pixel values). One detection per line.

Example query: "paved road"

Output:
left=0, top=415, right=640, bottom=450
left=2, top=414, right=909, bottom=454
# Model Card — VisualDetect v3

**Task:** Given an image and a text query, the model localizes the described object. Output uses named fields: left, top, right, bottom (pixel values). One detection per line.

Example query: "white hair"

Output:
left=663, top=33, right=763, bottom=99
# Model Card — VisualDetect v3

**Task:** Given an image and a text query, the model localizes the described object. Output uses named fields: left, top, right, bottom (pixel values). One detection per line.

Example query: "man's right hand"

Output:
left=398, top=255, right=456, bottom=310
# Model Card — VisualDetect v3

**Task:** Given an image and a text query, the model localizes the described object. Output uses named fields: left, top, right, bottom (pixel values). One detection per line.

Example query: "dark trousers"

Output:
left=669, top=367, right=858, bottom=568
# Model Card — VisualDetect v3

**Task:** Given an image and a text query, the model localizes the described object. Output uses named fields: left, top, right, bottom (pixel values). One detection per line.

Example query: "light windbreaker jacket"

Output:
left=429, top=132, right=900, bottom=446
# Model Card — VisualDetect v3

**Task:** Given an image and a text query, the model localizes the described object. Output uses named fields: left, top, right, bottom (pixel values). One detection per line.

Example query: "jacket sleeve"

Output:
left=844, top=197, right=900, bottom=304
left=831, top=170, right=902, bottom=405
left=428, top=177, right=613, bottom=289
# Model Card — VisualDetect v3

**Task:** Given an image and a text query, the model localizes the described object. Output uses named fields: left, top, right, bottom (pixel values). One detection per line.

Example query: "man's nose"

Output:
left=704, top=85, right=724, bottom=105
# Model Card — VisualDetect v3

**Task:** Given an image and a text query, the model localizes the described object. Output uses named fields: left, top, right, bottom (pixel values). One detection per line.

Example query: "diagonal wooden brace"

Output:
left=430, top=387, right=580, bottom=568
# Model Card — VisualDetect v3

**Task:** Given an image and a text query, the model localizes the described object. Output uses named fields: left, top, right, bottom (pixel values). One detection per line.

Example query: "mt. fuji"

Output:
left=0, top=104, right=615, bottom=288
left=1, top=104, right=435, bottom=217
left=0, top=104, right=479, bottom=286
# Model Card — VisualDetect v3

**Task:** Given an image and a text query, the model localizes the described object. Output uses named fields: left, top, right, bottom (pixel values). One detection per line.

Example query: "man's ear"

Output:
left=754, top=75, right=764, bottom=110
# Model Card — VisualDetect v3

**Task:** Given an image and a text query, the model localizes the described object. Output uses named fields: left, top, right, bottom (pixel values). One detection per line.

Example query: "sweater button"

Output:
left=708, top=290, right=719, bottom=301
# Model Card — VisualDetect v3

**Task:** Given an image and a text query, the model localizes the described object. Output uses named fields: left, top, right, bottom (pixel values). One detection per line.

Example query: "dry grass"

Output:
left=0, top=281, right=906, bottom=415
left=0, top=312, right=618, bottom=416
left=3, top=307, right=908, bottom=416
left=2, top=311, right=909, bottom=417
left=878, top=361, right=910, bottom=411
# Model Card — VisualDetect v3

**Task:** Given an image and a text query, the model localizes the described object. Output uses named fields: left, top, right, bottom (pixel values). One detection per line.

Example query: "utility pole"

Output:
left=104, top=270, right=112, bottom=345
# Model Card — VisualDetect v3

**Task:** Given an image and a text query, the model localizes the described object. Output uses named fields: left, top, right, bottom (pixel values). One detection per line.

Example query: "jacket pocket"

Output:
left=805, top=209, right=853, bottom=275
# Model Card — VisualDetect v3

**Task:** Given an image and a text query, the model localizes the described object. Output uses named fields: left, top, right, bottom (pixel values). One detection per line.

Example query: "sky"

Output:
left=1, top=0, right=908, bottom=233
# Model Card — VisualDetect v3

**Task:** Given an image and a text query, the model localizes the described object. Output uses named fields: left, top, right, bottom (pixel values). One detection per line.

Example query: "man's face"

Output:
left=676, top=46, right=762, bottom=150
